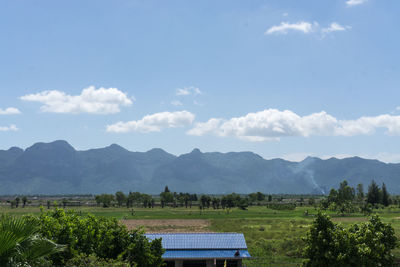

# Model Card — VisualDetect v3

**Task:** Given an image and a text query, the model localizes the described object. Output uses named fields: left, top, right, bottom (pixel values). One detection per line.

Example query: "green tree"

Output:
left=381, top=183, right=390, bottom=207
left=30, top=209, right=164, bottom=266
left=22, top=196, right=28, bottom=208
left=337, top=180, right=355, bottom=204
left=115, top=191, right=127, bottom=207
left=15, top=197, right=20, bottom=208
left=95, top=194, right=115, bottom=208
left=160, top=191, right=174, bottom=208
left=127, top=192, right=142, bottom=207
left=256, top=192, right=265, bottom=201
left=356, top=183, right=364, bottom=202
left=248, top=193, right=257, bottom=203
left=327, top=188, right=338, bottom=204
left=303, top=212, right=397, bottom=266
left=367, top=180, right=381, bottom=205
left=0, top=215, right=64, bottom=266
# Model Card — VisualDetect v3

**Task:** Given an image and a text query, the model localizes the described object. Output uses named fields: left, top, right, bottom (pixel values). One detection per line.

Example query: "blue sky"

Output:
left=1, top=0, right=400, bottom=162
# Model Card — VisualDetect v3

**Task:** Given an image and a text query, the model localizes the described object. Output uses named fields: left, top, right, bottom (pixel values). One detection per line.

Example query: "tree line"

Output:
left=319, top=179, right=392, bottom=215
left=94, top=186, right=273, bottom=210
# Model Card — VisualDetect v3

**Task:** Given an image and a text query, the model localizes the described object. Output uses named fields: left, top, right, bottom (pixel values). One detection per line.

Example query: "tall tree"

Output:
left=367, top=180, right=381, bottom=205
left=356, top=183, right=364, bottom=202
left=381, top=183, right=390, bottom=207
left=15, top=197, right=20, bottom=208
left=337, top=180, right=355, bottom=204
left=115, top=191, right=127, bottom=207
left=22, top=196, right=28, bottom=208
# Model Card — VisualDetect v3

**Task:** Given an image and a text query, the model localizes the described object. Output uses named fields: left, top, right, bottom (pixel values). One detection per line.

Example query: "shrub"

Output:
left=28, top=209, right=164, bottom=266
left=303, top=212, right=398, bottom=266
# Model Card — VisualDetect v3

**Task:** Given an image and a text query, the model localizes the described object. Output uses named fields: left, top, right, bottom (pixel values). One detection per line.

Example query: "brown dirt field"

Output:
left=121, top=219, right=211, bottom=233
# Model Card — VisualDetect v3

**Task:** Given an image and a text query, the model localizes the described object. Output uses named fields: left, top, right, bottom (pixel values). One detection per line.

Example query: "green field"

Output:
left=1, top=205, right=400, bottom=266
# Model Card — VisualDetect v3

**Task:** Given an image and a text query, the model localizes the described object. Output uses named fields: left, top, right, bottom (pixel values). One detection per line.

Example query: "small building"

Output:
left=145, top=232, right=251, bottom=267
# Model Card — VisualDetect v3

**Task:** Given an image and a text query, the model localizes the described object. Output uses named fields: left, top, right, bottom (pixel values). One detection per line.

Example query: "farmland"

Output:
left=2, top=204, right=400, bottom=266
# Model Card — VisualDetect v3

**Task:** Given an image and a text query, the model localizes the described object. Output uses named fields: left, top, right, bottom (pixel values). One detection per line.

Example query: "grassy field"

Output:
left=1, top=205, right=400, bottom=266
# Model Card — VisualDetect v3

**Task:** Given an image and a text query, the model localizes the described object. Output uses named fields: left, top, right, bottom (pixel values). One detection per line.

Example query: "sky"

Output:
left=0, top=0, right=400, bottom=162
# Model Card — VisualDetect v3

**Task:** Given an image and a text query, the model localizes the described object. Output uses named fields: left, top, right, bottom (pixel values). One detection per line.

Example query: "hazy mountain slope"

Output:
left=0, top=140, right=399, bottom=194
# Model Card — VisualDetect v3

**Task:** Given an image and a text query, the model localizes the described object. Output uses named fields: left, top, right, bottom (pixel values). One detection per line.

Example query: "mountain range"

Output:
left=0, top=140, right=399, bottom=195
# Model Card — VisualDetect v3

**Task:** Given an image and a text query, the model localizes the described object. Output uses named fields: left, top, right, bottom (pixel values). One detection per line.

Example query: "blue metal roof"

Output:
left=163, top=249, right=251, bottom=259
left=144, top=233, right=248, bottom=250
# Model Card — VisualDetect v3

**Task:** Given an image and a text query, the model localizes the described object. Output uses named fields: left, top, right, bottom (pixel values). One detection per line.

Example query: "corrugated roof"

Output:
left=163, top=249, right=251, bottom=259
left=144, top=233, right=248, bottom=250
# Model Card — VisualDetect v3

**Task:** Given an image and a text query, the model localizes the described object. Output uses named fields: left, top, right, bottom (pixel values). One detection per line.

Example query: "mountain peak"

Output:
left=8, top=146, right=24, bottom=153
left=27, top=140, right=75, bottom=152
left=106, top=143, right=128, bottom=152
left=190, top=148, right=202, bottom=154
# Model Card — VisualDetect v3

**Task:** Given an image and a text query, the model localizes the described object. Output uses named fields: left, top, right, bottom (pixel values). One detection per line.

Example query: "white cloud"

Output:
left=0, top=124, right=18, bottom=132
left=171, top=100, right=183, bottom=106
left=176, top=86, right=202, bottom=96
left=265, top=21, right=316, bottom=35
left=396, top=106, right=400, bottom=111
left=107, top=111, right=195, bottom=133
left=346, top=0, right=367, bottom=6
left=187, top=109, right=400, bottom=141
left=266, top=21, right=350, bottom=37
left=322, top=22, right=351, bottom=34
left=20, top=86, right=133, bottom=114
left=0, top=107, right=21, bottom=115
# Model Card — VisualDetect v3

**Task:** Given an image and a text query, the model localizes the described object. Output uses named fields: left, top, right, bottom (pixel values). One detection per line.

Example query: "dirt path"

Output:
left=121, top=219, right=211, bottom=233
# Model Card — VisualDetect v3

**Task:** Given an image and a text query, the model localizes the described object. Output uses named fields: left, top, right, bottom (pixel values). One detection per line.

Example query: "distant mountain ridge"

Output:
left=0, top=140, right=399, bottom=195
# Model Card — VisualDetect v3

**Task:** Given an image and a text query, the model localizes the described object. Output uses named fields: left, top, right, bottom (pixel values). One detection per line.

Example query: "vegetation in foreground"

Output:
left=0, top=209, right=164, bottom=267
left=2, top=180, right=400, bottom=266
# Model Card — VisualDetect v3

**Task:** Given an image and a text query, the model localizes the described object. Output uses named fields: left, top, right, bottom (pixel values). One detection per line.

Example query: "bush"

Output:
left=28, top=209, right=164, bottom=266
left=65, top=254, right=131, bottom=267
left=303, top=212, right=398, bottom=266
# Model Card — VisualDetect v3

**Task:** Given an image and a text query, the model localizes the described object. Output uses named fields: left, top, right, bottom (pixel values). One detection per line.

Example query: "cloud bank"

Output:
left=176, top=86, right=202, bottom=96
left=346, top=0, right=367, bottom=6
left=107, top=111, right=195, bottom=133
left=21, top=86, right=133, bottom=114
left=265, top=21, right=316, bottom=35
left=266, top=21, right=350, bottom=36
left=0, top=125, right=18, bottom=132
left=187, top=109, right=400, bottom=141
left=322, top=22, right=351, bottom=34
left=0, top=107, right=21, bottom=115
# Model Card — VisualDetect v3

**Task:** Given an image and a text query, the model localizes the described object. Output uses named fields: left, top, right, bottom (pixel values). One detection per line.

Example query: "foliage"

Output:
left=65, top=254, right=131, bottom=267
left=119, top=231, right=164, bottom=267
left=248, top=192, right=265, bottom=202
left=382, top=183, right=390, bottom=207
left=29, top=208, right=164, bottom=266
left=303, top=212, right=398, bottom=266
left=95, top=194, right=115, bottom=208
left=356, top=183, right=364, bottom=202
left=324, top=180, right=356, bottom=215
left=115, top=191, right=126, bottom=207
left=0, top=215, right=64, bottom=267
left=367, top=180, right=381, bottom=205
